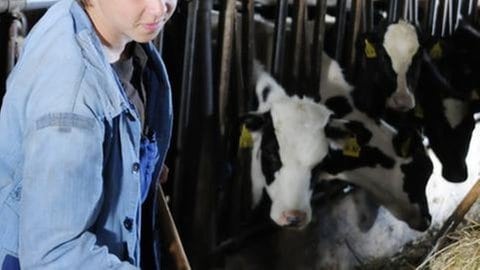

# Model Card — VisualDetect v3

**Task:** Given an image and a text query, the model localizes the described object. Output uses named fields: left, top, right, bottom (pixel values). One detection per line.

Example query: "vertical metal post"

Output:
left=455, top=0, right=464, bottom=30
left=334, top=0, right=347, bottom=64
left=7, top=10, right=26, bottom=73
left=191, top=0, right=218, bottom=268
left=310, top=0, right=327, bottom=98
left=428, top=0, right=439, bottom=36
left=345, top=0, right=362, bottom=77
left=218, top=0, right=236, bottom=137
left=388, top=0, right=399, bottom=22
left=172, top=0, right=199, bottom=219
left=362, top=0, right=374, bottom=33
left=241, top=0, right=255, bottom=112
left=271, top=0, right=288, bottom=83
left=471, top=0, right=478, bottom=22
left=289, top=0, right=306, bottom=93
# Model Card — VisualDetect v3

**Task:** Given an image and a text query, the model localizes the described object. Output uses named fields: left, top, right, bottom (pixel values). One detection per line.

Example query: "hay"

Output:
left=422, top=219, right=480, bottom=270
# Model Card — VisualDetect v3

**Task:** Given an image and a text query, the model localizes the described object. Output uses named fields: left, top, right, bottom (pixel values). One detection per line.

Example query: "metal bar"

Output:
left=217, top=0, right=236, bottom=137
left=0, top=0, right=60, bottom=12
left=363, top=0, right=374, bottom=32
left=413, top=0, right=419, bottom=25
left=241, top=0, right=255, bottom=113
left=227, top=6, right=246, bottom=238
left=346, top=0, right=362, bottom=77
left=403, top=0, right=409, bottom=20
left=7, top=10, right=26, bottom=73
left=191, top=0, right=218, bottom=267
left=288, top=0, right=306, bottom=93
left=334, top=0, right=347, bottom=63
left=470, top=0, right=478, bottom=22
left=271, top=0, right=288, bottom=83
left=455, top=0, right=464, bottom=30
left=310, top=0, right=327, bottom=98
left=172, top=0, right=199, bottom=218
left=388, top=0, right=399, bottom=22
left=441, top=0, right=453, bottom=36
left=427, top=0, right=439, bottom=35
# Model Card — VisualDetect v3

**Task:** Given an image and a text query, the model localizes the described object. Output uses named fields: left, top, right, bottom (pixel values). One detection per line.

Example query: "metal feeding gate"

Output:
left=164, top=0, right=480, bottom=269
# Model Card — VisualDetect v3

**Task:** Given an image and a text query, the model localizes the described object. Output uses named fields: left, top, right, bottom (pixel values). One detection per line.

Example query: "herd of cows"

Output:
left=242, top=18, right=480, bottom=235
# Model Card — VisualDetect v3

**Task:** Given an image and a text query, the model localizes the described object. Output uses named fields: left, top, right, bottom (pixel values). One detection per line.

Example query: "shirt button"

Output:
left=123, top=217, right=133, bottom=232
left=132, top=162, right=140, bottom=174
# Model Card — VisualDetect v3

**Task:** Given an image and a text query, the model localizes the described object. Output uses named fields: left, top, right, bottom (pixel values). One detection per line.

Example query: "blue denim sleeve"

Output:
left=19, top=113, right=138, bottom=270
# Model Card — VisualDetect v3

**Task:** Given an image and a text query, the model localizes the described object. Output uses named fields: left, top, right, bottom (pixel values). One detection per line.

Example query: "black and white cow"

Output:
left=352, top=20, right=422, bottom=125
left=246, top=58, right=433, bottom=231
left=318, top=53, right=433, bottom=231
left=414, top=20, right=480, bottom=182
left=244, top=67, right=333, bottom=228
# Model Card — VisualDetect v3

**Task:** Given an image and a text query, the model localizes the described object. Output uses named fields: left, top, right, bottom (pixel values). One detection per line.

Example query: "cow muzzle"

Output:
left=408, top=213, right=432, bottom=231
left=278, top=210, right=308, bottom=228
left=387, top=91, right=415, bottom=112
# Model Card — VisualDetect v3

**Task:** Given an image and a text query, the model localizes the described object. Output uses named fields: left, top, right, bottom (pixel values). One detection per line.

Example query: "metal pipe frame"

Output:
left=271, top=0, right=288, bottom=83
left=7, top=10, right=26, bottom=73
left=288, top=0, right=306, bottom=93
left=172, top=0, right=199, bottom=219
left=310, top=0, right=327, bottom=98
left=1, top=0, right=59, bottom=12
left=334, top=0, right=347, bottom=64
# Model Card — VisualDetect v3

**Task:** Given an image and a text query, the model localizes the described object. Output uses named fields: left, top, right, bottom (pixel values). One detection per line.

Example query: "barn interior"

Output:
left=1, top=0, right=480, bottom=269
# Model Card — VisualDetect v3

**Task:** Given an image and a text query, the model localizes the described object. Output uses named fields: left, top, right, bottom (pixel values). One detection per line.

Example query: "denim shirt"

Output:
left=0, top=0, right=173, bottom=268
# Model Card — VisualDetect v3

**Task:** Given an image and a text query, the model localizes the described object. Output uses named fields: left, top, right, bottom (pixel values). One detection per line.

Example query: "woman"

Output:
left=0, top=0, right=177, bottom=268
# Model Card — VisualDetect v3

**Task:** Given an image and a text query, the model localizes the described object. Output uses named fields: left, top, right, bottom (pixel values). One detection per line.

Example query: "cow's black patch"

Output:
left=400, top=150, right=432, bottom=219
left=242, top=112, right=269, bottom=131
left=417, top=47, right=475, bottom=182
left=344, top=121, right=373, bottom=145
left=325, top=96, right=353, bottom=118
left=325, top=120, right=372, bottom=145
left=262, top=85, right=272, bottom=102
left=321, top=146, right=395, bottom=174
left=260, top=113, right=282, bottom=186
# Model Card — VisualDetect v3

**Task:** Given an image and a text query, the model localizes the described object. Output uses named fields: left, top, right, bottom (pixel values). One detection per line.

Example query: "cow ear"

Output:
left=324, top=119, right=350, bottom=139
left=357, top=32, right=380, bottom=59
left=240, top=112, right=268, bottom=132
left=392, top=129, right=420, bottom=158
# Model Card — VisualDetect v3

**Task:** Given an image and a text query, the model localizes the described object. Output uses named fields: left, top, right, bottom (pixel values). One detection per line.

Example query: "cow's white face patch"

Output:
left=271, top=97, right=332, bottom=168
left=443, top=98, right=468, bottom=128
left=383, top=20, right=419, bottom=75
left=383, top=20, right=419, bottom=111
left=266, top=97, right=332, bottom=227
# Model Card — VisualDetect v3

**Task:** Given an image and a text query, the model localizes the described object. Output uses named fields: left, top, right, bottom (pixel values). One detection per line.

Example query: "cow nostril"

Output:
left=282, top=210, right=307, bottom=227
left=286, top=216, right=302, bottom=226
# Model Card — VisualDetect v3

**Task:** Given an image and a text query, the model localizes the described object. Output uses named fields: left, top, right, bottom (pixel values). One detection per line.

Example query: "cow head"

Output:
left=427, top=20, right=480, bottom=102
left=321, top=119, right=432, bottom=231
left=245, top=68, right=332, bottom=228
left=413, top=20, right=480, bottom=182
left=354, top=20, right=421, bottom=117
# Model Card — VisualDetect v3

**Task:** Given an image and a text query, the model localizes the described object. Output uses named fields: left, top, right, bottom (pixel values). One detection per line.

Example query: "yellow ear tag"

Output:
left=343, top=137, right=361, bottom=157
left=364, top=39, right=377, bottom=58
left=239, top=124, right=254, bottom=149
left=401, top=137, right=412, bottom=158
left=430, top=42, right=443, bottom=59
left=414, top=104, right=424, bottom=119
